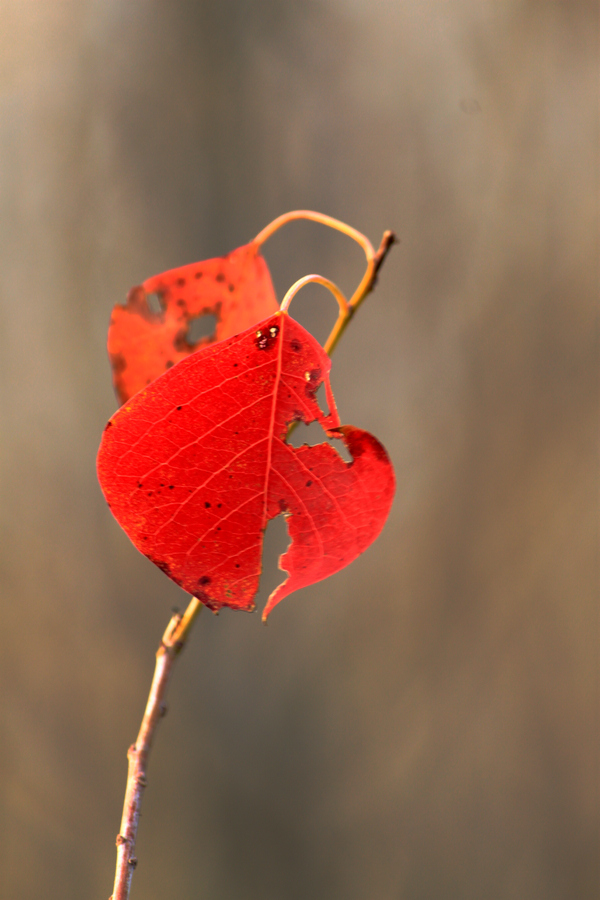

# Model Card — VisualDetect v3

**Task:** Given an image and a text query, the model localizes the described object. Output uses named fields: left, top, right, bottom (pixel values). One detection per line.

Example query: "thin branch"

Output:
left=324, top=230, right=397, bottom=356
left=283, top=231, right=396, bottom=441
left=109, top=597, right=203, bottom=900
left=108, top=221, right=397, bottom=899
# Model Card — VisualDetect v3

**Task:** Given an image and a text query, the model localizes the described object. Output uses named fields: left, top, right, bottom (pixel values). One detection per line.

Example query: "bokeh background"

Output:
left=0, top=2, right=596, bottom=898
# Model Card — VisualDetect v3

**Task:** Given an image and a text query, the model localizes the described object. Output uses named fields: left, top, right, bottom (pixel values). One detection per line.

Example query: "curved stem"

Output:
left=253, top=210, right=375, bottom=263
left=256, top=212, right=396, bottom=359
left=110, top=597, right=203, bottom=900
left=280, top=273, right=349, bottom=318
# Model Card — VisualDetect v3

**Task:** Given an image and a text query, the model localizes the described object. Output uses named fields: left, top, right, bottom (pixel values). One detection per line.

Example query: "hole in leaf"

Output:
left=287, top=419, right=352, bottom=463
left=314, top=382, right=329, bottom=416
left=187, top=313, right=218, bottom=345
left=255, top=514, right=290, bottom=613
left=147, top=293, right=163, bottom=315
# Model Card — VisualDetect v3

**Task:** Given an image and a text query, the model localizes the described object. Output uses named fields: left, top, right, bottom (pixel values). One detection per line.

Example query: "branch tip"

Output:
left=109, top=596, right=203, bottom=900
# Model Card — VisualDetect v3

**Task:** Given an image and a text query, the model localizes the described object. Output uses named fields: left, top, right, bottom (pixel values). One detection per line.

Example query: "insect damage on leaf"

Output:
left=108, top=241, right=278, bottom=404
left=97, top=313, right=395, bottom=620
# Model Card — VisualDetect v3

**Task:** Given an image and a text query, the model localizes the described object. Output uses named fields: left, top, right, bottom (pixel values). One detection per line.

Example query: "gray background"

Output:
left=0, top=2, right=596, bottom=898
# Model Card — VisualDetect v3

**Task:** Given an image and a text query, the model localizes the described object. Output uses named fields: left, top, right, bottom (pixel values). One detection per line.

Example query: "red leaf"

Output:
left=108, top=242, right=278, bottom=404
left=97, top=313, right=395, bottom=620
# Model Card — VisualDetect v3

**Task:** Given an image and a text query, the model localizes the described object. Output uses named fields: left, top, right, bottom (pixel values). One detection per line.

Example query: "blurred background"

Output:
left=0, top=2, right=596, bottom=898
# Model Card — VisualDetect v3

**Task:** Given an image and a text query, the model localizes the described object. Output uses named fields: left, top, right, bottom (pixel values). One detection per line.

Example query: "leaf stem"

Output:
left=257, top=211, right=396, bottom=358
left=280, top=274, right=349, bottom=320
left=253, top=209, right=375, bottom=262
left=109, top=597, right=202, bottom=900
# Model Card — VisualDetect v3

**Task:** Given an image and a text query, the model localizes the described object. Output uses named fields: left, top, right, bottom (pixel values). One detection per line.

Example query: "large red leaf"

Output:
left=108, top=242, right=278, bottom=404
left=98, top=312, right=395, bottom=620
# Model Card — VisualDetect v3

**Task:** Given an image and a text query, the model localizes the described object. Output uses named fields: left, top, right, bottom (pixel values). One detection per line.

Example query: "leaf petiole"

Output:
left=279, top=273, right=349, bottom=322
left=253, top=209, right=375, bottom=264
left=254, top=211, right=396, bottom=358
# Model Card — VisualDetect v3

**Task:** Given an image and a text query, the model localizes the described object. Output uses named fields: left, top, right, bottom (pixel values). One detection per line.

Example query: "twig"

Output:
left=254, top=212, right=397, bottom=359
left=109, top=597, right=202, bottom=900
left=108, top=222, right=397, bottom=899
left=283, top=230, right=397, bottom=439
left=323, top=229, right=397, bottom=356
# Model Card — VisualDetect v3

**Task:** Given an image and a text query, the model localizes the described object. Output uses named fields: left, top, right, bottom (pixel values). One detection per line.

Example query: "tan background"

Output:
left=0, top=2, right=597, bottom=898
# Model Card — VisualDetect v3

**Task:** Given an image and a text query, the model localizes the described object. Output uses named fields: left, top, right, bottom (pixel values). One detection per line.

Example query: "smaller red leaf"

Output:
left=108, top=241, right=278, bottom=404
left=98, top=313, right=395, bottom=619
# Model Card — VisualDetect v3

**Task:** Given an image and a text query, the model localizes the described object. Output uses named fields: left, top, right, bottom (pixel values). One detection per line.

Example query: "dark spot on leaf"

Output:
left=176, top=298, right=185, bottom=306
left=155, top=560, right=171, bottom=576
left=176, top=277, right=186, bottom=287
left=195, top=271, right=203, bottom=279
left=176, top=405, right=182, bottom=411
left=169, top=485, right=174, bottom=490
left=228, top=283, right=235, bottom=292
left=216, top=526, right=221, bottom=531
left=306, top=480, right=312, bottom=487
left=198, top=575, right=211, bottom=586
left=290, top=339, right=301, bottom=352
left=235, top=563, right=240, bottom=568
left=104, top=420, right=113, bottom=431
left=233, top=363, right=238, bottom=367
left=137, top=482, right=143, bottom=488
left=217, top=503, right=222, bottom=508
left=173, top=327, right=189, bottom=352
left=147, top=491, right=153, bottom=496
left=166, top=360, right=174, bottom=368
left=216, top=273, right=225, bottom=282
left=279, top=499, right=288, bottom=512
left=109, top=353, right=127, bottom=374
left=205, top=501, right=211, bottom=508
